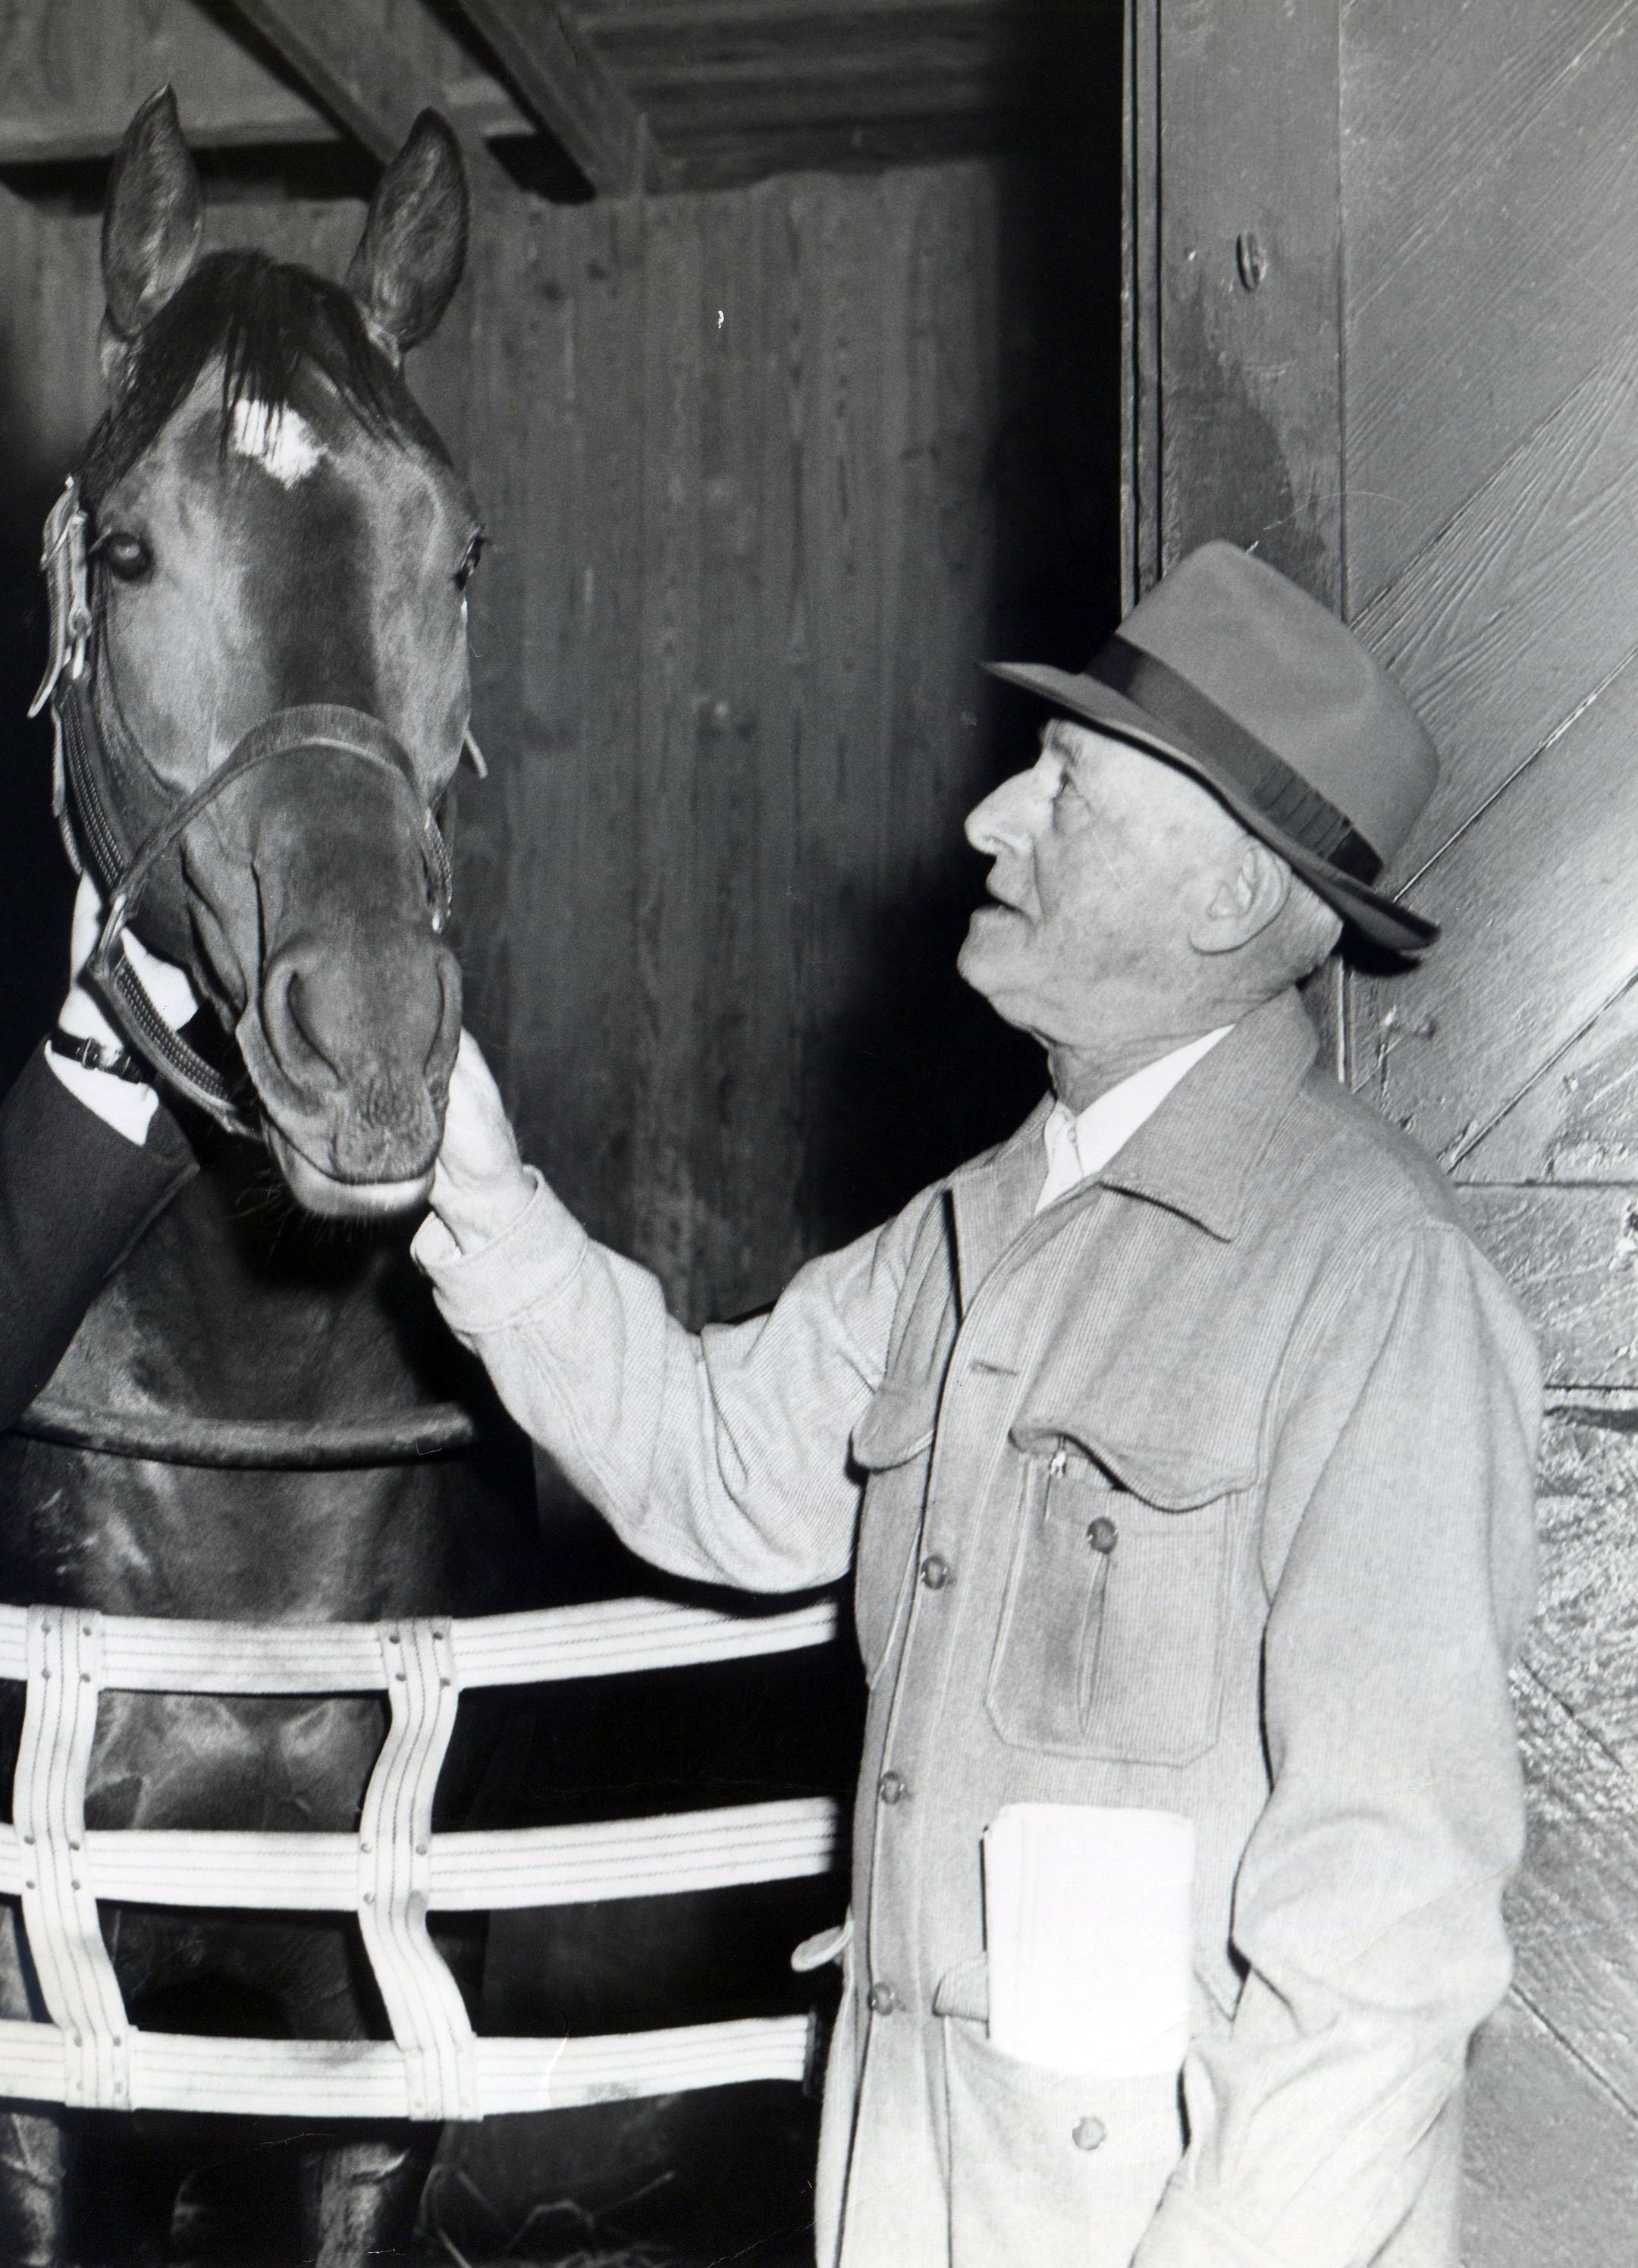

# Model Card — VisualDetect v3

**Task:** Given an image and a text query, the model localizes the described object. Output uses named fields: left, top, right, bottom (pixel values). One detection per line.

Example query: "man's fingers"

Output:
left=441, top=1031, right=523, bottom=1173
left=123, top=928, right=199, bottom=1032
left=68, top=873, right=105, bottom=982
left=431, top=1031, right=534, bottom=1252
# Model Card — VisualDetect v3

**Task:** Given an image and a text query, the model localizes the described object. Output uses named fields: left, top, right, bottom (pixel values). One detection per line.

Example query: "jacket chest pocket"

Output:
left=850, top=1382, right=937, bottom=1686
left=986, top=1444, right=1235, bottom=1767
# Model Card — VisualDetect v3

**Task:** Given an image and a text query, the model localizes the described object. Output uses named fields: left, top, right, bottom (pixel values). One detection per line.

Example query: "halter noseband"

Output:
left=30, top=476, right=454, bottom=1139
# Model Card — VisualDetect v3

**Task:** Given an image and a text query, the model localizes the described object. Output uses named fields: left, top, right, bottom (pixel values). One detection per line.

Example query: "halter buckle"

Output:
left=30, top=478, right=93, bottom=720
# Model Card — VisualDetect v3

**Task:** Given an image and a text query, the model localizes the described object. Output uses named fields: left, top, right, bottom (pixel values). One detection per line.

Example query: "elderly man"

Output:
left=415, top=544, right=1539, bottom=2268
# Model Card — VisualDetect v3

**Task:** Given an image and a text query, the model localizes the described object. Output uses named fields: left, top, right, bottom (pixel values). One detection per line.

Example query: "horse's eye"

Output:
left=99, top=531, right=152, bottom=582
left=453, top=531, right=485, bottom=592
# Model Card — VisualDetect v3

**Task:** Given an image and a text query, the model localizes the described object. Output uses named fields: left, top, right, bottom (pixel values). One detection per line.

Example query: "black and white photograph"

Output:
left=0, top=2, right=1624, bottom=2263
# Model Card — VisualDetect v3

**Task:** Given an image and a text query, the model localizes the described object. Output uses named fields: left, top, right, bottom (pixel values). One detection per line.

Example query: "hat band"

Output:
left=1090, top=635, right=1384, bottom=885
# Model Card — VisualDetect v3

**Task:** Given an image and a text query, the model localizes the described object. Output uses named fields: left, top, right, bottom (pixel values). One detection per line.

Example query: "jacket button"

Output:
left=920, top=1554, right=952, bottom=1590
left=878, top=1770, right=908, bottom=1805
left=1086, top=1516, right=1119, bottom=1553
left=867, top=1981, right=900, bottom=2015
left=1072, top=2116, right=1106, bottom=2152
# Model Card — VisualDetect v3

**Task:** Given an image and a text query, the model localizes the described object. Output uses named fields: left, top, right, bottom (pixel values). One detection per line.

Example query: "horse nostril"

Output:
left=261, top=952, right=345, bottom=1091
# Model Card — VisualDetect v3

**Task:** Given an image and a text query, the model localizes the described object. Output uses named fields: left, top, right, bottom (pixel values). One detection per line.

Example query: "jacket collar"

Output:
left=947, top=988, right=1320, bottom=1299
left=1094, top=988, right=1320, bottom=1239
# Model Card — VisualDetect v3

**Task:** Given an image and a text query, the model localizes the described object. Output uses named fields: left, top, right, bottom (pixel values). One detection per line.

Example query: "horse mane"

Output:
left=80, top=249, right=450, bottom=505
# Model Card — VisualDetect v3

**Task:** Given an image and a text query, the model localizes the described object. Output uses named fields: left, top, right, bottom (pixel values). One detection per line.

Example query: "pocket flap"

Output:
left=1009, top=1411, right=1253, bottom=1511
left=851, top=1380, right=937, bottom=1472
left=933, top=1952, right=990, bottom=2023
left=791, top=1913, right=852, bottom=1973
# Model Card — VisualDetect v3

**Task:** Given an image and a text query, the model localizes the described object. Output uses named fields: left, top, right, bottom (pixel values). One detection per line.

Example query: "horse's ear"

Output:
left=345, top=112, right=469, bottom=362
left=101, top=87, right=203, bottom=363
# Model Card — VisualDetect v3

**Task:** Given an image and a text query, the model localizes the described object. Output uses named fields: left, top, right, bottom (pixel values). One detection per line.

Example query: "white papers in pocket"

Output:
left=981, top=1802, right=1194, bottom=2076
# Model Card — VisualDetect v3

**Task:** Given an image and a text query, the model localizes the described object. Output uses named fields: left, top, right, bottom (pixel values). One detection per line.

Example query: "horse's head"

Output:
left=72, top=90, right=480, bottom=1219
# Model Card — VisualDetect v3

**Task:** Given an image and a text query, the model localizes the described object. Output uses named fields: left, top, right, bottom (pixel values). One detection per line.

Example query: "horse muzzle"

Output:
left=166, top=710, right=464, bottom=1217
left=234, top=872, right=463, bottom=1217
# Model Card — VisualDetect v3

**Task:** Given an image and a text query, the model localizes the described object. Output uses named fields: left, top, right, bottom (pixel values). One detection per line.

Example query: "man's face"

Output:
left=957, top=718, right=1244, bottom=1060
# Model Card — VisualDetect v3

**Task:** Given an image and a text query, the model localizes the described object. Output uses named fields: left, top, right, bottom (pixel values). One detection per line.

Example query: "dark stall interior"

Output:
left=0, top=3, right=1124, bottom=2260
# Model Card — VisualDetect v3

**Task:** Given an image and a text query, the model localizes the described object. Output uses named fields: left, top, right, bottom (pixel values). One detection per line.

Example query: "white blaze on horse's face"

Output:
left=229, top=397, right=328, bottom=487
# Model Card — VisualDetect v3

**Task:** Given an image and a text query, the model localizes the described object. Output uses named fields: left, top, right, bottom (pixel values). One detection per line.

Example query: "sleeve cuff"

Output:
left=44, top=1044, right=160, bottom=1148
left=411, top=1167, right=592, bottom=1333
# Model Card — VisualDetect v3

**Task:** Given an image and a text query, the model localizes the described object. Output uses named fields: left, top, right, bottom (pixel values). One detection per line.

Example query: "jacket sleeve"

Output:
left=413, top=1170, right=934, bottom=1591
left=0, top=1046, right=196, bottom=1431
left=1133, top=1220, right=1541, bottom=2268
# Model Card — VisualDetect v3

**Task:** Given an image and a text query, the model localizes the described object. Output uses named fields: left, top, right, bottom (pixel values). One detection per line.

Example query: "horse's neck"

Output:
left=47, top=1140, right=457, bottom=1425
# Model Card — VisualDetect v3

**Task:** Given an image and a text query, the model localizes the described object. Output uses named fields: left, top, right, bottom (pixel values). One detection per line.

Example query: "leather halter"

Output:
left=30, top=477, right=454, bottom=1139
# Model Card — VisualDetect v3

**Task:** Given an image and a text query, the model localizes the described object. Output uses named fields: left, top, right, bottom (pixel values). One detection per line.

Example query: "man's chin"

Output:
left=956, top=919, right=1022, bottom=1016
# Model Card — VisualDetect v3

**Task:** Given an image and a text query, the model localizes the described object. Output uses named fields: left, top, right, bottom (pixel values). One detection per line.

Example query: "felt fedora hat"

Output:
left=985, top=542, right=1440, bottom=956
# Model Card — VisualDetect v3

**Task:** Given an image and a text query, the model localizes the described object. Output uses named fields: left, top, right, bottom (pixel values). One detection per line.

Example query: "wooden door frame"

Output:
left=1122, top=0, right=1345, bottom=614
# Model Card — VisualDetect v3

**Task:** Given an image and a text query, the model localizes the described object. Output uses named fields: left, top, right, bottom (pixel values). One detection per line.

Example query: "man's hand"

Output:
left=52, top=875, right=199, bottom=1145
left=429, top=1030, right=536, bottom=1255
left=62, top=872, right=198, bottom=1044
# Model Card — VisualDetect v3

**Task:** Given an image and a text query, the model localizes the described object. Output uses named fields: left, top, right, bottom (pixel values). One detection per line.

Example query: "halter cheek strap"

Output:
left=31, top=477, right=458, bottom=1140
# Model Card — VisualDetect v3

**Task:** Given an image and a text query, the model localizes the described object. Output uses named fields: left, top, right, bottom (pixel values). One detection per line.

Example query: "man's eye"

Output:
left=98, top=530, right=152, bottom=582
left=453, top=531, right=485, bottom=592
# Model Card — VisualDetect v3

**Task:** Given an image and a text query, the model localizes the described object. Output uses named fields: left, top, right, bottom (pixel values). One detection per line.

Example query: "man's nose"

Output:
left=965, top=765, right=1045, bottom=857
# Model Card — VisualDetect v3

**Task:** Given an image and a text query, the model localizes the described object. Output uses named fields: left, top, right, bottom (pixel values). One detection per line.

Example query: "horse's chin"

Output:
left=265, top=1126, right=433, bottom=1222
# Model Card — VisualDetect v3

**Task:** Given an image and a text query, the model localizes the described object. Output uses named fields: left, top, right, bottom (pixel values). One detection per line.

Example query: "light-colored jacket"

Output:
left=416, top=989, right=1541, bottom=2268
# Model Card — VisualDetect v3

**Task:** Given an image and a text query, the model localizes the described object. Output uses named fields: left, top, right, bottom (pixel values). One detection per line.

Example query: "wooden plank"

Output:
left=1504, top=1666, right=1638, bottom=2115
left=1350, top=335, right=1638, bottom=891
left=1465, top=1992, right=1638, bottom=2265
left=1342, top=0, right=1638, bottom=608
left=1458, top=1187, right=1638, bottom=1390
left=227, top=0, right=514, bottom=195
left=447, top=0, right=658, bottom=196
left=0, top=0, right=329, bottom=162
left=566, top=0, right=1036, bottom=187
left=626, top=192, right=709, bottom=1316
left=0, top=0, right=528, bottom=168
left=1347, top=654, right=1638, bottom=1171
left=1138, top=0, right=1342, bottom=602
left=1464, top=983, right=1638, bottom=1186
left=1526, top=1409, right=1638, bottom=1772
left=1123, top=0, right=1159, bottom=602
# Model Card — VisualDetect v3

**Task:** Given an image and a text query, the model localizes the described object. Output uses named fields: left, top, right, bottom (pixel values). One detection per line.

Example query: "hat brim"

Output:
left=984, top=661, right=1439, bottom=959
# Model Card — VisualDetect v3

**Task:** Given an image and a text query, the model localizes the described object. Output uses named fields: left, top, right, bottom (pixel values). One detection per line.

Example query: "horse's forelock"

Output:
left=80, top=251, right=449, bottom=508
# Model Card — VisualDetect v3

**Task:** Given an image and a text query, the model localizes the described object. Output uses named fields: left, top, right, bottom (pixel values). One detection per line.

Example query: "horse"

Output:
left=0, top=91, right=545, bottom=2265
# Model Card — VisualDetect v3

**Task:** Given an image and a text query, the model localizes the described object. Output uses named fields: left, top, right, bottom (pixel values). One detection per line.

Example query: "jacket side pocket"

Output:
left=940, top=2015, right=1183, bottom=2268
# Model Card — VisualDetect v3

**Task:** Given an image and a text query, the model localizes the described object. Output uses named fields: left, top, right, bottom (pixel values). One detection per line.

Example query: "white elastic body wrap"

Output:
left=1, top=1596, right=838, bottom=2120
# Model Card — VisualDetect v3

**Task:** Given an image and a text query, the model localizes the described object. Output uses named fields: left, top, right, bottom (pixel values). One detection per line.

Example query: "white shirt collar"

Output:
left=1035, top=1026, right=1234, bottom=1213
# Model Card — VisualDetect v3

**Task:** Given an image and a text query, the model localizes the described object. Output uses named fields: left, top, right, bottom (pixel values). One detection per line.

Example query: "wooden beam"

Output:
left=225, top=0, right=514, bottom=198
left=448, top=0, right=668, bottom=197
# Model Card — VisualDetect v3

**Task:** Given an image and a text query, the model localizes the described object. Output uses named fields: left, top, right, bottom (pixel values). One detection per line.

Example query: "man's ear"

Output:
left=101, top=87, right=203, bottom=388
left=1191, top=837, right=1291, bottom=956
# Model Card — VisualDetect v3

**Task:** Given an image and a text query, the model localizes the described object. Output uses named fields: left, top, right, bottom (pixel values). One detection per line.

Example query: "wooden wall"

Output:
left=447, top=161, right=1100, bottom=1327
left=0, top=145, right=1116, bottom=1329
